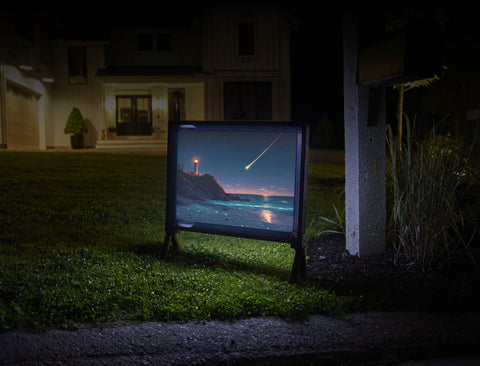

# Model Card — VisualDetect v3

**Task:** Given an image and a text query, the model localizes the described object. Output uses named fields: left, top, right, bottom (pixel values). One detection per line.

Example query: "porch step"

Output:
left=95, top=138, right=167, bottom=152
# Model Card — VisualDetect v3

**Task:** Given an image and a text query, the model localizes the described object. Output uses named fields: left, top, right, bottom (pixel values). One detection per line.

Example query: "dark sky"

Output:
left=177, top=128, right=298, bottom=196
left=289, top=7, right=344, bottom=124
left=9, top=2, right=344, bottom=126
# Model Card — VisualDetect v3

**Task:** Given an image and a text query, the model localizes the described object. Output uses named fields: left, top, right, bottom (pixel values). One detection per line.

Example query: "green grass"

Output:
left=0, top=151, right=346, bottom=331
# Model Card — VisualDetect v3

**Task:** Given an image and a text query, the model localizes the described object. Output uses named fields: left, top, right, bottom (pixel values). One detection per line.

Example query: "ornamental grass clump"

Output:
left=386, top=117, right=479, bottom=272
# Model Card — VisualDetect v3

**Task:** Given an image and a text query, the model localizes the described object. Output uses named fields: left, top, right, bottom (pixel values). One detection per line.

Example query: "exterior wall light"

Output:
left=19, top=64, right=34, bottom=71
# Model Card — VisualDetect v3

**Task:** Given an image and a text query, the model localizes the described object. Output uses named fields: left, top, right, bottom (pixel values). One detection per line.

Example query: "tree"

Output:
left=385, top=7, right=449, bottom=150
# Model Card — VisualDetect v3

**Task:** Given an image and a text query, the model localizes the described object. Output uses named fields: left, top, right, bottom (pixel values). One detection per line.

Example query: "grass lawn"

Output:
left=0, top=151, right=346, bottom=331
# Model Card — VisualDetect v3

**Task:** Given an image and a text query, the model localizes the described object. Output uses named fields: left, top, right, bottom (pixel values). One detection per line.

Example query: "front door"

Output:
left=116, top=95, right=152, bottom=136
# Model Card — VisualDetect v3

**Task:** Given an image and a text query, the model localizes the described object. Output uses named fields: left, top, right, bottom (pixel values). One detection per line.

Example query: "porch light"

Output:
left=104, top=97, right=115, bottom=110
left=19, top=64, right=33, bottom=71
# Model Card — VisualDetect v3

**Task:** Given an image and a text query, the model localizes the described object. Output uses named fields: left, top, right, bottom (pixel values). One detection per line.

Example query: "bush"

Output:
left=64, top=107, right=88, bottom=135
left=386, top=117, right=479, bottom=271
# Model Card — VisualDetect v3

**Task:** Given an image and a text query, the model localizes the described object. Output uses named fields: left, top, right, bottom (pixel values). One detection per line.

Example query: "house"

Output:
left=0, top=5, right=297, bottom=152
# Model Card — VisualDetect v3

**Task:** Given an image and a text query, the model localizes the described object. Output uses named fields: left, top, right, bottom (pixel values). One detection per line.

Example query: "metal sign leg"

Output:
left=161, top=232, right=178, bottom=260
left=289, top=237, right=306, bottom=284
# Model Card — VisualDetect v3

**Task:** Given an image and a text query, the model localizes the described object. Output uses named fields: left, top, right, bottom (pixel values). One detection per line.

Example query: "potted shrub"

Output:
left=64, top=107, right=88, bottom=149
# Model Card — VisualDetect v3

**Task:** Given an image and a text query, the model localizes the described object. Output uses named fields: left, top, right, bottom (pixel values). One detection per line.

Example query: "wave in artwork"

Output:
left=176, top=169, right=293, bottom=232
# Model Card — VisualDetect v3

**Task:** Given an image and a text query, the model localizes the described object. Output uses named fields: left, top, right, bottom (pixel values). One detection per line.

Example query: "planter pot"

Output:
left=70, top=134, right=85, bottom=149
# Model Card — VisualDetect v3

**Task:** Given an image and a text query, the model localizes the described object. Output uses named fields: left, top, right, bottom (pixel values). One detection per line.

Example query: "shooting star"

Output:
left=245, top=134, right=281, bottom=170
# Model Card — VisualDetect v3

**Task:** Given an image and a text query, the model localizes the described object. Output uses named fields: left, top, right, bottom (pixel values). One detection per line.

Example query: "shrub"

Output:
left=386, top=116, right=479, bottom=271
left=64, top=107, right=88, bottom=135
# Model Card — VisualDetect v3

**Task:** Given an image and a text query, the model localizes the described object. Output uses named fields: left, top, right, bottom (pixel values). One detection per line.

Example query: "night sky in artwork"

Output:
left=177, top=129, right=298, bottom=197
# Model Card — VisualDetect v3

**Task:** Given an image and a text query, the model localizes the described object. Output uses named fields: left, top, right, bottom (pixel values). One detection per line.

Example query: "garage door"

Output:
left=6, top=82, right=39, bottom=149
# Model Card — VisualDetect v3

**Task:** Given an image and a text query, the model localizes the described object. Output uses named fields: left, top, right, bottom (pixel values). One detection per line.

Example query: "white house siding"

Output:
left=50, top=41, right=106, bottom=148
left=184, top=83, right=206, bottom=121
left=1, top=5, right=293, bottom=150
left=106, top=28, right=202, bottom=68
left=101, top=81, right=206, bottom=135
left=202, top=7, right=293, bottom=122
left=99, top=24, right=206, bottom=139
left=202, top=13, right=282, bottom=71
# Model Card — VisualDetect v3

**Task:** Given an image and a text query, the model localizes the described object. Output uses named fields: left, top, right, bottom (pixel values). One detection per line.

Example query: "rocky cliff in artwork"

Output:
left=177, top=170, right=243, bottom=202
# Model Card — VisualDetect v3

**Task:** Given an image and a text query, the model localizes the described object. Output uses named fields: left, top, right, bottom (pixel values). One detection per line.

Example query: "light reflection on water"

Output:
left=260, top=209, right=277, bottom=224
left=177, top=193, right=294, bottom=231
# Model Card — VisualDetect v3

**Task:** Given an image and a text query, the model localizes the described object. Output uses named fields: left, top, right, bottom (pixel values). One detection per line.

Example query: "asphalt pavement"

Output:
left=1, top=311, right=480, bottom=365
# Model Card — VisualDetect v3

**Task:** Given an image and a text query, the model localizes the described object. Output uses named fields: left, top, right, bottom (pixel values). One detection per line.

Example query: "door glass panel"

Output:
left=117, top=97, right=132, bottom=123
left=136, top=97, right=151, bottom=123
left=115, top=95, right=152, bottom=136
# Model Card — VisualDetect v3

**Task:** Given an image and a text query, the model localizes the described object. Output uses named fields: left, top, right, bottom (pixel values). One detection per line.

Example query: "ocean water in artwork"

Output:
left=176, top=192, right=294, bottom=232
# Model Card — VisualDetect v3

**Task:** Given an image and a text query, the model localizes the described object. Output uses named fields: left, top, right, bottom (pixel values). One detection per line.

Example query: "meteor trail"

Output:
left=245, top=134, right=281, bottom=170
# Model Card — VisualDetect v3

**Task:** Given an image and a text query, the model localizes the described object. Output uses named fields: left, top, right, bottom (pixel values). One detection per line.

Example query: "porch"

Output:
left=95, top=136, right=167, bottom=153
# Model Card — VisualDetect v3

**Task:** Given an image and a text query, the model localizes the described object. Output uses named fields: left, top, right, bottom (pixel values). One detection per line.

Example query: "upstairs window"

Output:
left=156, top=33, right=172, bottom=51
left=237, top=22, right=255, bottom=56
left=137, top=33, right=154, bottom=51
left=68, top=47, right=87, bottom=84
left=224, top=82, right=272, bottom=120
left=137, top=33, right=173, bottom=52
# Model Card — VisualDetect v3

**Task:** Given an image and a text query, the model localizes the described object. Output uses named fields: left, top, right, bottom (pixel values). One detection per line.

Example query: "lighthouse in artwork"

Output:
left=193, top=157, right=199, bottom=175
